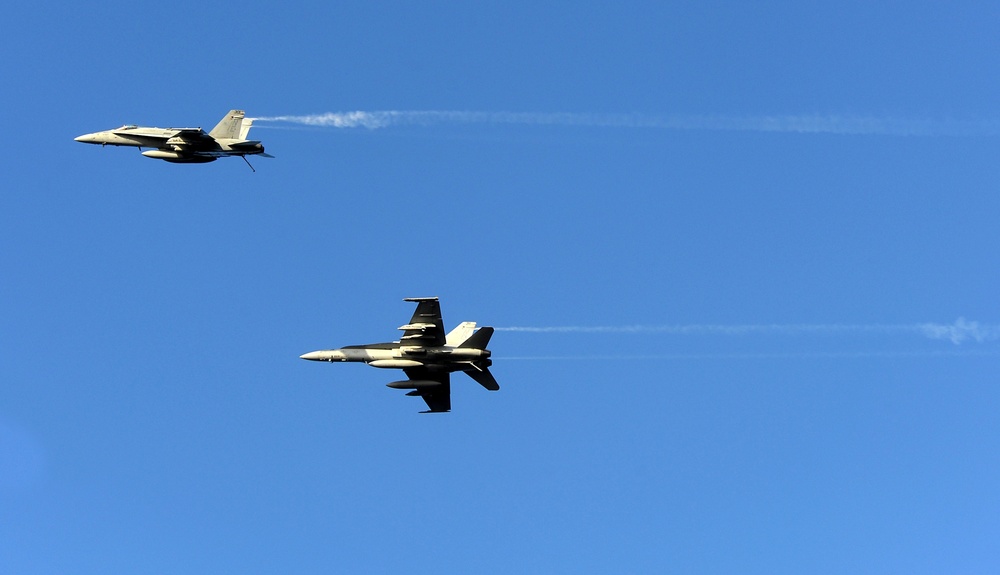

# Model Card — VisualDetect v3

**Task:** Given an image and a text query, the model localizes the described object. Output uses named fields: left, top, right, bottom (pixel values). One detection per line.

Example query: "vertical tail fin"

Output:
left=209, top=109, right=245, bottom=139
left=459, top=326, right=493, bottom=350
left=238, top=117, right=254, bottom=140
left=446, top=322, right=477, bottom=347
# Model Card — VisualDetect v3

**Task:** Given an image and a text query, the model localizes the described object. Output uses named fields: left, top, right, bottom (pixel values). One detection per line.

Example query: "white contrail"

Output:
left=495, top=318, right=1000, bottom=345
left=255, top=110, right=1000, bottom=136
left=498, top=349, right=1000, bottom=360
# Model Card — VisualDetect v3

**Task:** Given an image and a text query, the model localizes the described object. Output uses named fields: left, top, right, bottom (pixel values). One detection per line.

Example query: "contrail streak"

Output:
left=255, top=110, right=1000, bottom=136
left=499, top=349, right=1000, bottom=361
left=495, top=318, right=1000, bottom=345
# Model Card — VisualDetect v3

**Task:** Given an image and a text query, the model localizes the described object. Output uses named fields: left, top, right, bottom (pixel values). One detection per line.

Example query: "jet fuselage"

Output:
left=300, top=343, right=491, bottom=372
left=74, top=128, right=182, bottom=148
left=74, top=129, right=265, bottom=158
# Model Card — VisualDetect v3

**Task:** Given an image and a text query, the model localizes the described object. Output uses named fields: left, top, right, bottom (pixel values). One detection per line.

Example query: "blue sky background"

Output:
left=2, top=2, right=999, bottom=573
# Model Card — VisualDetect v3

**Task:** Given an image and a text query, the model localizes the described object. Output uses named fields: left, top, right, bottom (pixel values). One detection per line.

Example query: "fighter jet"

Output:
left=300, top=297, right=499, bottom=413
left=74, top=109, right=271, bottom=170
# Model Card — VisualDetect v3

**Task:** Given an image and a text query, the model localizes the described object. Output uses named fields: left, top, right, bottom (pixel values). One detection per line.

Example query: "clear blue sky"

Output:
left=2, top=2, right=999, bottom=573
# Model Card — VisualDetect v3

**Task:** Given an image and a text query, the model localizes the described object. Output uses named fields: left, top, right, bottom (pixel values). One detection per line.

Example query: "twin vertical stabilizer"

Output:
left=209, top=109, right=247, bottom=139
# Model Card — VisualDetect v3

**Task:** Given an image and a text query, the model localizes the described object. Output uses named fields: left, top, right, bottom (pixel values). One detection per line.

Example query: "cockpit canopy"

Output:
left=117, top=124, right=138, bottom=130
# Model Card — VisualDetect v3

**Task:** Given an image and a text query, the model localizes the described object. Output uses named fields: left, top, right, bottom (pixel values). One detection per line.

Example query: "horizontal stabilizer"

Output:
left=465, top=366, right=500, bottom=391
left=227, top=139, right=263, bottom=149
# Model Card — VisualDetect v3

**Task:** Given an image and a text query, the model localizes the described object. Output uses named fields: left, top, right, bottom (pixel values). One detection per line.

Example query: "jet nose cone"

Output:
left=74, top=133, right=96, bottom=143
left=300, top=350, right=328, bottom=361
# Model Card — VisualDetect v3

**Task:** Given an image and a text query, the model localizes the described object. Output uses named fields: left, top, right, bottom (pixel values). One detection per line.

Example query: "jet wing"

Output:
left=110, top=127, right=205, bottom=139
left=398, top=297, right=446, bottom=347
left=403, top=369, right=451, bottom=412
left=165, top=129, right=216, bottom=145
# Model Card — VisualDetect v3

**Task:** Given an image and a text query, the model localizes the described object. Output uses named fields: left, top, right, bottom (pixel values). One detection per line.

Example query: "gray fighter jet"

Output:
left=74, top=109, right=271, bottom=170
left=300, top=297, right=499, bottom=412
